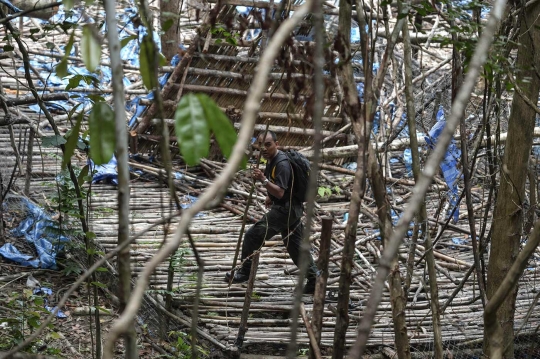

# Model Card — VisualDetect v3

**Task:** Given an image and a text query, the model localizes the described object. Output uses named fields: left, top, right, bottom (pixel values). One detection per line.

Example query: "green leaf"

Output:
left=96, top=267, right=108, bottom=272
left=3, top=44, right=14, bottom=51
left=162, top=18, right=174, bottom=32
left=91, top=281, right=107, bottom=288
left=88, top=102, right=116, bottom=165
left=159, top=52, right=167, bottom=66
left=63, top=0, right=74, bottom=10
left=86, top=231, right=97, bottom=240
left=50, top=332, right=61, bottom=340
left=174, top=94, right=210, bottom=165
left=62, top=113, right=83, bottom=169
left=42, top=135, right=67, bottom=147
left=56, top=60, right=68, bottom=78
left=57, top=31, right=75, bottom=78
left=139, top=35, right=158, bottom=90
left=225, top=37, right=237, bottom=46
left=120, top=35, right=137, bottom=49
left=27, top=317, right=41, bottom=329
left=69, top=74, right=95, bottom=90
left=33, top=297, right=44, bottom=306
left=197, top=94, right=243, bottom=167
left=77, top=165, right=89, bottom=186
left=81, top=25, right=101, bottom=72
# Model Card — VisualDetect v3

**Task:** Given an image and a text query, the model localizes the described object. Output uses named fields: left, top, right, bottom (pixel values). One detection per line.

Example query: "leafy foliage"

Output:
left=174, top=93, right=243, bottom=167
left=174, top=94, right=211, bottom=165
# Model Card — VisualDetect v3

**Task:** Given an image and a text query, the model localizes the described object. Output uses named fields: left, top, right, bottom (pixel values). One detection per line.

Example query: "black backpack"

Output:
left=279, top=150, right=311, bottom=203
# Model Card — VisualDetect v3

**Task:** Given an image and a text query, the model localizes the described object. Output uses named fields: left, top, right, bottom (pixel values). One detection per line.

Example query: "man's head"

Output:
left=256, top=130, right=278, bottom=160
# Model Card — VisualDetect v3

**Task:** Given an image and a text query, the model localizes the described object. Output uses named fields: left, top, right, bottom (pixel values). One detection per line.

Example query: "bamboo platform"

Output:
left=2, top=125, right=540, bottom=356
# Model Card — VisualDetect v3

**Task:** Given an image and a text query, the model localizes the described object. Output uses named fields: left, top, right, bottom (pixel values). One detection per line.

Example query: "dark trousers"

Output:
left=240, top=204, right=318, bottom=280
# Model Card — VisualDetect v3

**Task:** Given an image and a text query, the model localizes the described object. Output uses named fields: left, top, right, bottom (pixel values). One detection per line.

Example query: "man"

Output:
left=225, top=131, right=319, bottom=294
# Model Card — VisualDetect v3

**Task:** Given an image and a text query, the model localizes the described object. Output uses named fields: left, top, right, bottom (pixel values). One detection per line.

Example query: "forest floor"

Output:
left=0, top=259, right=182, bottom=359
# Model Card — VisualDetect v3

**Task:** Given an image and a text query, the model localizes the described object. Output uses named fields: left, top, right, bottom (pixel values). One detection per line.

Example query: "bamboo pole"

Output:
left=310, top=217, right=332, bottom=359
left=300, top=303, right=323, bottom=359
left=235, top=253, right=260, bottom=349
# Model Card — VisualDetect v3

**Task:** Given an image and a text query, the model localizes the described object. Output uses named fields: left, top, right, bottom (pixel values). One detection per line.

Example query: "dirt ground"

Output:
left=0, top=261, right=174, bottom=358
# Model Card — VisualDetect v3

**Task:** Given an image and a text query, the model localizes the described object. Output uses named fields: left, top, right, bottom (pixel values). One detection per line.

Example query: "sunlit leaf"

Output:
left=120, top=35, right=137, bottom=49
left=197, top=94, right=245, bottom=168
left=174, top=94, right=210, bottom=165
left=62, top=113, right=83, bottom=169
left=162, top=18, right=174, bottom=32
left=77, top=165, right=89, bottom=186
left=88, top=102, right=116, bottom=165
left=81, top=25, right=101, bottom=72
left=159, top=52, right=167, bottom=66
left=139, top=35, right=158, bottom=90
left=91, top=281, right=107, bottom=288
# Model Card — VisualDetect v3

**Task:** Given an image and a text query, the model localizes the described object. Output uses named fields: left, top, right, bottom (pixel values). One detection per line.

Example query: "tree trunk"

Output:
left=485, top=2, right=540, bottom=358
left=160, top=0, right=181, bottom=62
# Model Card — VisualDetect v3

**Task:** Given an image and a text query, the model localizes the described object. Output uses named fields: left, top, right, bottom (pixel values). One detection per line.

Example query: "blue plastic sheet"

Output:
left=33, top=287, right=68, bottom=318
left=128, top=52, right=182, bottom=128
left=0, top=198, right=69, bottom=269
left=403, top=148, right=413, bottom=176
left=25, top=4, right=160, bottom=120
left=90, top=155, right=118, bottom=185
left=0, top=0, right=21, bottom=13
left=0, top=243, right=40, bottom=268
left=425, top=106, right=461, bottom=223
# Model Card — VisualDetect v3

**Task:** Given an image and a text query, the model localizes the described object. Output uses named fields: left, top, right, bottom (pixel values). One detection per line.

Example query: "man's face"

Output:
left=257, top=133, right=278, bottom=160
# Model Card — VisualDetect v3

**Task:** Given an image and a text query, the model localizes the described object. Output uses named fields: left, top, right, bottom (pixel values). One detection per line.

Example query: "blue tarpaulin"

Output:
left=90, top=155, right=119, bottom=185
left=0, top=197, right=69, bottom=269
left=425, top=106, right=461, bottom=223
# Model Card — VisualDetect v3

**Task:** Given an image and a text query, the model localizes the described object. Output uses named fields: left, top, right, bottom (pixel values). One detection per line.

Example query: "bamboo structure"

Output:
left=1, top=1, right=540, bottom=358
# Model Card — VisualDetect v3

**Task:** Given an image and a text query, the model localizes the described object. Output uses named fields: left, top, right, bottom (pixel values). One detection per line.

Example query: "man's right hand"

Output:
left=265, top=196, right=272, bottom=208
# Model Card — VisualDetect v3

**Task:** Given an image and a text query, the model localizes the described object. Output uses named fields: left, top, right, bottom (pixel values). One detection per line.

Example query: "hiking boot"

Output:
left=303, top=278, right=317, bottom=295
left=224, top=268, right=250, bottom=284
